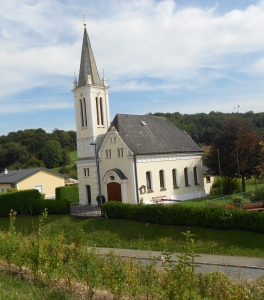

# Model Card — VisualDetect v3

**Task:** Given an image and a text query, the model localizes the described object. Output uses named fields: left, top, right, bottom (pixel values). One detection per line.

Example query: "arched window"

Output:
left=83, top=98, right=88, bottom=126
left=95, top=97, right=100, bottom=125
left=193, top=167, right=199, bottom=185
left=117, top=148, right=120, bottom=157
left=105, top=150, right=108, bottom=158
left=172, top=169, right=178, bottom=188
left=146, top=171, right=152, bottom=192
left=184, top=167, right=190, bottom=187
left=80, top=99, right=84, bottom=127
left=100, top=97, right=104, bottom=125
left=159, top=170, right=165, bottom=190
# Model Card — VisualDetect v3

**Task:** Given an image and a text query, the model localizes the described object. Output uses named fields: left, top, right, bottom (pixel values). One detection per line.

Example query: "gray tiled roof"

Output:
left=78, top=28, right=101, bottom=87
left=111, top=114, right=203, bottom=155
left=0, top=168, right=69, bottom=185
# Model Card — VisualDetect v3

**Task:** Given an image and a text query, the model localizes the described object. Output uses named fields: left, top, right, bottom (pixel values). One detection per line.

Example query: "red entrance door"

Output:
left=107, top=182, right=122, bottom=202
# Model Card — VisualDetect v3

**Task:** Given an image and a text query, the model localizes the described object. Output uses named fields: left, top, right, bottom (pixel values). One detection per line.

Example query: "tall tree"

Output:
left=42, top=140, right=63, bottom=168
left=205, top=117, right=264, bottom=192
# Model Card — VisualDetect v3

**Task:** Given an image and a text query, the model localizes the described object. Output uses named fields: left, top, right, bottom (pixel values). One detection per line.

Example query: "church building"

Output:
left=72, top=23, right=206, bottom=205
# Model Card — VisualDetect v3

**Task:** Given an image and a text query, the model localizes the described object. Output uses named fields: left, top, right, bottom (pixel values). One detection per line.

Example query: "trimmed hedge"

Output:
left=0, top=189, right=70, bottom=217
left=0, top=190, right=41, bottom=217
left=102, top=202, right=264, bottom=233
left=56, top=185, right=79, bottom=203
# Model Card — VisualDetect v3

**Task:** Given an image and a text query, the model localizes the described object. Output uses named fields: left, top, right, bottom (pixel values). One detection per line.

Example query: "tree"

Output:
left=42, top=140, right=63, bottom=168
left=205, top=117, right=264, bottom=192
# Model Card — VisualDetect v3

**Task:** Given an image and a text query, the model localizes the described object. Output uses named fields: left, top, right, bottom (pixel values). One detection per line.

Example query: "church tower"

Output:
left=73, top=23, right=110, bottom=158
left=72, top=22, right=110, bottom=205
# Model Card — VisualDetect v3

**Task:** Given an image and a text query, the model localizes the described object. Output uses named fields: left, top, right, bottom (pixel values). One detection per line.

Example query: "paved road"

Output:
left=92, top=247, right=264, bottom=279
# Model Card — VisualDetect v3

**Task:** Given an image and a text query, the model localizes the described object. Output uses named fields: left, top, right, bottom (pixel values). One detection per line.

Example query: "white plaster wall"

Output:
left=136, top=153, right=206, bottom=203
left=203, top=175, right=215, bottom=195
left=99, top=131, right=136, bottom=204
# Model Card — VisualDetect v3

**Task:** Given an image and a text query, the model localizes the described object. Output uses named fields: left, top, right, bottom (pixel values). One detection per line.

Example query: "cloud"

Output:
left=1, top=0, right=264, bottom=118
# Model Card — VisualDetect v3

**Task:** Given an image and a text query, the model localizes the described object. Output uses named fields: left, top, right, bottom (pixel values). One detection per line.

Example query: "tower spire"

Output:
left=78, top=26, right=101, bottom=87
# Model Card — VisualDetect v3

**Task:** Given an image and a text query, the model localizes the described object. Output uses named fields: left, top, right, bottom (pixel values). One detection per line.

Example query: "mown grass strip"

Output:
left=0, top=215, right=264, bottom=258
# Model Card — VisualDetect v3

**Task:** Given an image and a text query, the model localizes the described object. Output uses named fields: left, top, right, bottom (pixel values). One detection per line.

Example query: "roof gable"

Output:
left=111, top=114, right=203, bottom=155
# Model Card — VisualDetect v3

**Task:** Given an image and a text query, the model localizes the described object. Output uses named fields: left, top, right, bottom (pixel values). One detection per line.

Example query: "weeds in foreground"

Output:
left=1, top=210, right=264, bottom=299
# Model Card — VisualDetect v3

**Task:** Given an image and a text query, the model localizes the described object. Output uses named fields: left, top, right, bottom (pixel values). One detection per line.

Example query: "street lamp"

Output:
left=90, top=142, right=103, bottom=215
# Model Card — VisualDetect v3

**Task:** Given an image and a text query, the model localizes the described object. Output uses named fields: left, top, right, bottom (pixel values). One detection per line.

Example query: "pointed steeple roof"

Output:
left=78, top=27, right=101, bottom=87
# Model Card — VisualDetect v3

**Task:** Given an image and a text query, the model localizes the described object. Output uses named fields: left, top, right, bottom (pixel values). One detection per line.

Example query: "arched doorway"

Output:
left=107, top=182, right=122, bottom=202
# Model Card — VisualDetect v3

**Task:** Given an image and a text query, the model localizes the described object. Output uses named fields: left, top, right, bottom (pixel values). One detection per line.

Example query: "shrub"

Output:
left=0, top=190, right=42, bottom=217
left=251, top=186, right=264, bottom=201
left=102, top=201, right=264, bottom=233
left=232, top=195, right=244, bottom=204
left=56, top=185, right=79, bottom=203
left=210, top=177, right=240, bottom=195
left=96, top=195, right=106, bottom=205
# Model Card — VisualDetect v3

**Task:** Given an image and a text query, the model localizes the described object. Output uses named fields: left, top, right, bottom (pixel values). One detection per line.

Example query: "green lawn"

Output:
left=69, top=150, right=77, bottom=162
left=1, top=214, right=264, bottom=258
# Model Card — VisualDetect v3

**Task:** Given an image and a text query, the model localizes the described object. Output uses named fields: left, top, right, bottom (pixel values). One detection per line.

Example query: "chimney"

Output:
left=4, top=168, right=8, bottom=175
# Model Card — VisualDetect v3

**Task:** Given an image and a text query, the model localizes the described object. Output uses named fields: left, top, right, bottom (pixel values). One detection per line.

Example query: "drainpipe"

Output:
left=133, top=153, right=139, bottom=204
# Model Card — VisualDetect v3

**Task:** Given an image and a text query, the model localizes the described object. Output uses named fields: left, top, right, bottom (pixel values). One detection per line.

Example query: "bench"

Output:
left=242, top=202, right=264, bottom=211
left=151, top=195, right=170, bottom=204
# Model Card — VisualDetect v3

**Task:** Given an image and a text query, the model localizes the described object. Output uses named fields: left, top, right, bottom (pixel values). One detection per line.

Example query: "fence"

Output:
left=204, top=191, right=252, bottom=206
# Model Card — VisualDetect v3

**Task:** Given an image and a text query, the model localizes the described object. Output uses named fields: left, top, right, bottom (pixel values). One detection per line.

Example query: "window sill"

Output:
left=147, top=190, right=154, bottom=193
left=160, top=188, right=166, bottom=191
left=185, top=185, right=191, bottom=187
left=173, top=186, right=179, bottom=189
left=195, top=183, right=200, bottom=186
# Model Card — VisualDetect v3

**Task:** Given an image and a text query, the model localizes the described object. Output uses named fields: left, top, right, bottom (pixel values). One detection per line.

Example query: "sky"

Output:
left=1, top=0, right=264, bottom=136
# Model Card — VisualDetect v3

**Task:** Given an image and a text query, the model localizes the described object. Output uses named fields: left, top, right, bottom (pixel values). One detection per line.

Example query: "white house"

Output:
left=72, top=23, right=207, bottom=205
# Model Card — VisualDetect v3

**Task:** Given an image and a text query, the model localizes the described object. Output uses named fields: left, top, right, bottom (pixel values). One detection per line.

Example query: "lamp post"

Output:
left=90, top=142, right=102, bottom=215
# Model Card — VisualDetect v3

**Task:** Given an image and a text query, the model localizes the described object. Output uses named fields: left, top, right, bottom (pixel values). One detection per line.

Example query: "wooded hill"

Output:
left=0, top=128, right=76, bottom=171
left=148, top=111, right=264, bottom=145
left=1, top=111, right=264, bottom=171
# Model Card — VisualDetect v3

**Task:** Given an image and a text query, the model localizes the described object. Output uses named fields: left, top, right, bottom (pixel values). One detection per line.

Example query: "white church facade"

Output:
left=72, top=24, right=207, bottom=205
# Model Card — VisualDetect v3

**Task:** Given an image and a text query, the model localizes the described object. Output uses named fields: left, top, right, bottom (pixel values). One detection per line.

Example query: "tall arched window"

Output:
left=184, top=167, right=190, bottom=187
left=146, top=171, right=152, bottom=192
left=105, top=150, right=108, bottom=158
left=95, top=97, right=100, bottom=125
left=172, top=169, right=178, bottom=188
left=159, top=170, right=165, bottom=190
left=193, top=167, right=199, bottom=185
left=80, top=99, right=84, bottom=127
left=100, top=97, right=104, bottom=125
left=83, top=98, right=88, bottom=127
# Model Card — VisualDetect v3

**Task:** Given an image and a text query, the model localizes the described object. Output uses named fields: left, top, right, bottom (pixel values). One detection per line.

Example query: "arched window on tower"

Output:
left=95, top=97, right=100, bottom=125
left=80, top=99, right=84, bottom=127
left=100, top=97, right=104, bottom=125
left=83, top=98, right=88, bottom=127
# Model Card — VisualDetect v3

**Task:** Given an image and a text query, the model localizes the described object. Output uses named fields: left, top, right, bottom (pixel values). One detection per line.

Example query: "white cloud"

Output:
left=1, top=0, right=264, bottom=115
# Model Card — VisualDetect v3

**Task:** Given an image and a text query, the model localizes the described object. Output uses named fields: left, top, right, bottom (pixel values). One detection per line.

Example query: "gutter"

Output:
left=133, top=153, right=139, bottom=204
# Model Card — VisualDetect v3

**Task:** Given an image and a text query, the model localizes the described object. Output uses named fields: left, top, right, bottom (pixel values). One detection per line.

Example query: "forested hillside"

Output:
left=1, top=111, right=264, bottom=171
left=149, top=111, right=264, bottom=145
left=0, top=128, right=76, bottom=171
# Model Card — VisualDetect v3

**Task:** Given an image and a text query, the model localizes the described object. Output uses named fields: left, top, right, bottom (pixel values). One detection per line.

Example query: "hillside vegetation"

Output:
left=1, top=111, right=263, bottom=172
left=149, top=111, right=264, bottom=145
left=0, top=128, right=76, bottom=172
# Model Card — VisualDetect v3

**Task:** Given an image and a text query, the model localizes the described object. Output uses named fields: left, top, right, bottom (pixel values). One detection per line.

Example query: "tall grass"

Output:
left=1, top=210, right=264, bottom=299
